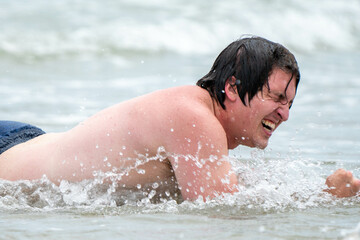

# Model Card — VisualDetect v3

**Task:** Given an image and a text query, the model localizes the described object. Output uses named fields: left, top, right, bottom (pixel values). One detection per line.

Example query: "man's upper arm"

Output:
left=166, top=116, right=238, bottom=201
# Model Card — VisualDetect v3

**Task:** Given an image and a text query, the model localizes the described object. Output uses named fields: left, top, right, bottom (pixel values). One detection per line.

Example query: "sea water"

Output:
left=1, top=0, right=360, bottom=239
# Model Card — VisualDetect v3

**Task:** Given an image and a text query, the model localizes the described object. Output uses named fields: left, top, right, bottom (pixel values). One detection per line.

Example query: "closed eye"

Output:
left=265, top=88, right=294, bottom=109
left=288, top=100, right=293, bottom=109
left=278, top=94, right=286, bottom=102
left=274, top=93, right=294, bottom=109
left=273, top=93, right=288, bottom=104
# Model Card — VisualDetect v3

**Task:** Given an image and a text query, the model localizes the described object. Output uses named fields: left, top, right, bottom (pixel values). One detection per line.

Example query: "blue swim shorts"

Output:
left=0, top=121, right=46, bottom=155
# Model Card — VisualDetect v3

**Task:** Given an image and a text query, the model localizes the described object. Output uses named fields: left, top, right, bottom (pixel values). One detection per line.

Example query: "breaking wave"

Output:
left=0, top=0, right=359, bottom=62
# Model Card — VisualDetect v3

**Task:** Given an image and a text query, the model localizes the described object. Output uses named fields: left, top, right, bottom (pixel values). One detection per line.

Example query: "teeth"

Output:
left=262, top=120, right=275, bottom=131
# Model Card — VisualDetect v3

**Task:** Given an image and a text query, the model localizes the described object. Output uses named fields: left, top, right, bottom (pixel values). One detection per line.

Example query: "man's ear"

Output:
left=224, top=76, right=238, bottom=102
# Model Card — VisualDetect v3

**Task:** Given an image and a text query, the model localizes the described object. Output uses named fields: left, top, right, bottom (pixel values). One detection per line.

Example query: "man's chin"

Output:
left=236, top=137, right=269, bottom=149
left=243, top=141, right=268, bottom=149
left=254, top=140, right=268, bottom=149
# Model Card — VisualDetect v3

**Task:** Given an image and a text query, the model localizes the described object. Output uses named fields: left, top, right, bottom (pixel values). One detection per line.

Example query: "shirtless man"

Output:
left=0, top=37, right=358, bottom=201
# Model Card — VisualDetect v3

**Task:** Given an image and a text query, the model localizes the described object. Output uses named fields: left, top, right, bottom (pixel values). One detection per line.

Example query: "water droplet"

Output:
left=96, top=144, right=99, bottom=149
left=192, top=124, right=196, bottom=127
left=103, top=157, right=108, bottom=162
left=157, top=146, right=167, bottom=160
left=122, top=146, right=126, bottom=150
left=119, top=152, right=123, bottom=156
left=152, top=182, right=159, bottom=189
left=195, top=161, right=202, bottom=168
left=148, top=190, right=156, bottom=199
left=200, top=187, right=204, bottom=193
left=165, top=190, right=170, bottom=197
left=107, top=162, right=111, bottom=167
left=80, top=162, right=84, bottom=167
left=170, top=128, right=174, bottom=132
left=106, top=133, right=110, bottom=137
left=137, top=169, right=146, bottom=174
left=136, top=184, right=142, bottom=189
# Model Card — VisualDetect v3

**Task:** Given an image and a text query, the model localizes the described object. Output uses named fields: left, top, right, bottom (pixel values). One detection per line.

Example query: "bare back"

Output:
left=0, top=86, right=224, bottom=197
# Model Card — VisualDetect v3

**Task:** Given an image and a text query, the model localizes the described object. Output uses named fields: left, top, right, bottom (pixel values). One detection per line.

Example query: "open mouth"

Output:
left=261, top=119, right=275, bottom=132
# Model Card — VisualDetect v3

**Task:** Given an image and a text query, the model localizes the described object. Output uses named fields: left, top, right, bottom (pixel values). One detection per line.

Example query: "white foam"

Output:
left=1, top=149, right=359, bottom=213
left=1, top=0, right=359, bottom=61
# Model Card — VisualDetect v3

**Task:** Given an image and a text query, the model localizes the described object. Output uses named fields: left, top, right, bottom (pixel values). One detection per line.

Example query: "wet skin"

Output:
left=0, top=68, right=358, bottom=200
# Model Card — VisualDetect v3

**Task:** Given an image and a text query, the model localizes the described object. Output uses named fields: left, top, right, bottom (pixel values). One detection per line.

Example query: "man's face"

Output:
left=231, top=68, right=297, bottom=149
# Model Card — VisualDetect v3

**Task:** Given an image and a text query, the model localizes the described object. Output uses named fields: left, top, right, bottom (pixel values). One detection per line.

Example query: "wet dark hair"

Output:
left=197, top=36, right=300, bottom=109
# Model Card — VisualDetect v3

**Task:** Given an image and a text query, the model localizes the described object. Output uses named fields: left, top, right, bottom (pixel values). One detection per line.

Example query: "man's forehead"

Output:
left=267, top=71, right=296, bottom=95
left=269, top=69, right=294, bottom=85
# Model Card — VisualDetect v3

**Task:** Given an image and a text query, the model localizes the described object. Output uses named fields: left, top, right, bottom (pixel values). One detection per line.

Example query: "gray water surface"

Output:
left=1, top=0, right=360, bottom=239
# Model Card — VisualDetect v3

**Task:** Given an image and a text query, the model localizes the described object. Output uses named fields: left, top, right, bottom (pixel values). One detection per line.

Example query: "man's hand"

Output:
left=325, top=168, right=360, bottom=198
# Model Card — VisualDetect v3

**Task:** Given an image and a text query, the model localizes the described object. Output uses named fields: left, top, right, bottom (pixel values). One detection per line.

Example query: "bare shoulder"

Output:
left=161, top=86, right=222, bottom=129
left=157, top=86, right=217, bottom=121
left=154, top=86, right=227, bottom=155
left=154, top=87, right=235, bottom=200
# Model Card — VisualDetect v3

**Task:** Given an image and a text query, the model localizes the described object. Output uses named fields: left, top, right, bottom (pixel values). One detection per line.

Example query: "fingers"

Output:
left=343, top=170, right=360, bottom=195
left=333, top=168, right=350, bottom=179
left=334, top=169, right=355, bottom=182
left=351, top=178, right=360, bottom=194
left=325, top=168, right=360, bottom=198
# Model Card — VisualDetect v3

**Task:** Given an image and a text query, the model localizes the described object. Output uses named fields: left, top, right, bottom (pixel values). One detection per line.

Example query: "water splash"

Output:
left=0, top=147, right=359, bottom=214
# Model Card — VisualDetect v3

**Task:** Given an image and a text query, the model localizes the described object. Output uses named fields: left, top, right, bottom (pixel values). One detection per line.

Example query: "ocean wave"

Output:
left=0, top=0, right=359, bottom=61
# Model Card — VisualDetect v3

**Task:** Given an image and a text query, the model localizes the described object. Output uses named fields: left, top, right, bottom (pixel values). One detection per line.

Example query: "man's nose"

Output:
left=276, top=104, right=290, bottom=121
